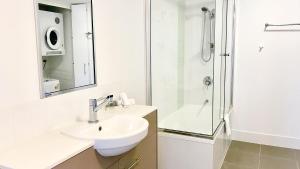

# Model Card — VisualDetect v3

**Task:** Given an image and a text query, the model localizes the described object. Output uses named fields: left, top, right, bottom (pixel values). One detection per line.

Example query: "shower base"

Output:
left=159, top=104, right=213, bottom=136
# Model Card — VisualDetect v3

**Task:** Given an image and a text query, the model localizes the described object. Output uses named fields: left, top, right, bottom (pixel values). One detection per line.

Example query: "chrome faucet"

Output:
left=89, top=95, right=114, bottom=123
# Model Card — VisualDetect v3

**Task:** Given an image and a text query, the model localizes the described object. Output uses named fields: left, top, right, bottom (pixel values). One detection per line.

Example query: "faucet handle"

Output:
left=108, top=95, right=114, bottom=102
left=90, top=95, right=114, bottom=108
left=95, top=95, right=113, bottom=102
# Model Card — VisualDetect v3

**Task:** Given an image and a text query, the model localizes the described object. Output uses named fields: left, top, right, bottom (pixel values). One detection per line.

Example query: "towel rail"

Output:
left=264, top=23, right=300, bottom=31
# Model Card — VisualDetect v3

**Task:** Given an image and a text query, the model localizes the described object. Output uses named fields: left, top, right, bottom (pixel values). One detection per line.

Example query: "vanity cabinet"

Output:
left=118, top=134, right=156, bottom=169
left=53, top=111, right=157, bottom=169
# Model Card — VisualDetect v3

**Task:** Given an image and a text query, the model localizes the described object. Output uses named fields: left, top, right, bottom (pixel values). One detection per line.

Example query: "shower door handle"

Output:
left=220, top=53, right=230, bottom=57
left=86, top=32, right=93, bottom=39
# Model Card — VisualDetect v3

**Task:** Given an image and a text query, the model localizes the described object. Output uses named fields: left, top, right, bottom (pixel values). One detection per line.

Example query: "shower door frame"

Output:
left=220, top=0, right=236, bottom=118
left=145, top=0, right=236, bottom=139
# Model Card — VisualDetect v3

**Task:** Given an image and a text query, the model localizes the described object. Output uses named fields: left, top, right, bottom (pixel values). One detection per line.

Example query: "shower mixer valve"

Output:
left=203, top=76, right=213, bottom=88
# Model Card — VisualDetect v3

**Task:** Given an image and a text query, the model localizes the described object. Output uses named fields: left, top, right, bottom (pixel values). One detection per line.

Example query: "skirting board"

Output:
left=232, top=129, right=300, bottom=150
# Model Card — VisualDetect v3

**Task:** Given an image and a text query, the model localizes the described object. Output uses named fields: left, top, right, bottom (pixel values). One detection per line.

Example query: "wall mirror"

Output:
left=34, top=0, right=96, bottom=98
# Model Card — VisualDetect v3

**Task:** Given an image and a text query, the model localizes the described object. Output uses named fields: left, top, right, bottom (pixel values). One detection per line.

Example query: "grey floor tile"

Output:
left=296, top=150, right=300, bottom=168
left=229, top=141, right=260, bottom=154
left=261, top=145, right=296, bottom=160
left=221, top=162, right=256, bottom=169
left=222, top=141, right=300, bottom=169
left=296, top=150, right=300, bottom=161
left=225, top=149, right=259, bottom=168
left=260, top=155, right=298, bottom=169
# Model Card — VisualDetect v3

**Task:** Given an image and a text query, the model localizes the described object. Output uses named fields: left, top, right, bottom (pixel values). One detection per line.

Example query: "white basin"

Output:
left=61, top=115, right=149, bottom=157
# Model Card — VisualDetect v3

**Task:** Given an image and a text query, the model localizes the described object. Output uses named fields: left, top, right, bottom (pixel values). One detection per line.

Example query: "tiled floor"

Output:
left=221, top=141, right=300, bottom=169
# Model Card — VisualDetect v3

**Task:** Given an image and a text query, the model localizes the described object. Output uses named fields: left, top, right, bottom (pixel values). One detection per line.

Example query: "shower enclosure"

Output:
left=148, top=0, right=235, bottom=137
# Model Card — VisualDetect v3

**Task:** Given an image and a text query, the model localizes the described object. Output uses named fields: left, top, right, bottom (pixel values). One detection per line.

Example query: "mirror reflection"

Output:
left=36, top=0, right=96, bottom=98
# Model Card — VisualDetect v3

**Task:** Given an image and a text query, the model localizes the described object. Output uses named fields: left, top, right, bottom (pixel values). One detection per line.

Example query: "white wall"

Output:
left=232, top=0, right=300, bottom=149
left=0, top=0, right=146, bottom=151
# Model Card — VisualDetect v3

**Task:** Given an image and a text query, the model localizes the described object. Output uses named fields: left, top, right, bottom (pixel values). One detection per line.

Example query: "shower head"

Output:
left=202, top=7, right=215, bottom=18
left=201, top=7, right=209, bottom=12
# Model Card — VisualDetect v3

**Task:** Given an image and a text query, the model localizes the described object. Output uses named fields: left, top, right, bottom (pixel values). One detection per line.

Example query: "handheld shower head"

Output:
left=201, top=7, right=215, bottom=18
left=201, top=7, right=209, bottom=12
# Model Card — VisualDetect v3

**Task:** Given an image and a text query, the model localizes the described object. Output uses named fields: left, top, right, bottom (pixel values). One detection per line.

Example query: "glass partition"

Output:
left=223, top=0, right=236, bottom=114
left=150, top=0, right=234, bottom=137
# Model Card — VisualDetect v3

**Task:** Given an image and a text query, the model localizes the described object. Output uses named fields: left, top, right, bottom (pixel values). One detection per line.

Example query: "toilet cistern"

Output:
left=89, top=95, right=114, bottom=123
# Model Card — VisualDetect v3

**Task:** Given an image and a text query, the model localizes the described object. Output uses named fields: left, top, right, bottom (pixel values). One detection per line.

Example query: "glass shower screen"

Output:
left=150, top=0, right=230, bottom=137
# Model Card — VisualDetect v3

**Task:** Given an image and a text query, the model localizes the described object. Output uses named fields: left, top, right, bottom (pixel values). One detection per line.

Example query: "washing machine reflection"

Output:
left=38, top=10, right=65, bottom=56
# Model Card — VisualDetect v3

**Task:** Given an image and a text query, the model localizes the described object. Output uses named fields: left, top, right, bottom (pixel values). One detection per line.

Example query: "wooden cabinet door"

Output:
left=53, top=148, right=120, bottom=169
left=118, top=134, right=157, bottom=169
left=107, top=162, right=119, bottom=169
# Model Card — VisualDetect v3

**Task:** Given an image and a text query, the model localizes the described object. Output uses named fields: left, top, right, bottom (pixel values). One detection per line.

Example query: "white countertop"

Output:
left=0, top=105, right=156, bottom=169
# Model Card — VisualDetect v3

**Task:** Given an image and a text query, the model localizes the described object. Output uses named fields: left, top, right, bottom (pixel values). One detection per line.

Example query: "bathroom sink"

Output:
left=61, top=115, right=149, bottom=157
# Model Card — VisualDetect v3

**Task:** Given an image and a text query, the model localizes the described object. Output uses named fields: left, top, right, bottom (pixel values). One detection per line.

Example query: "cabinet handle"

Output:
left=126, top=158, right=140, bottom=169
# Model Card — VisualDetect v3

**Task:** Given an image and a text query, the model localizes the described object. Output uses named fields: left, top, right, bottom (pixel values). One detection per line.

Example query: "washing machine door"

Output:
left=45, top=27, right=61, bottom=50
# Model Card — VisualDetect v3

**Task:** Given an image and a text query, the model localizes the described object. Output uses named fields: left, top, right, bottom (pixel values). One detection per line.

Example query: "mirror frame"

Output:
left=33, top=0, right=98, bottom=98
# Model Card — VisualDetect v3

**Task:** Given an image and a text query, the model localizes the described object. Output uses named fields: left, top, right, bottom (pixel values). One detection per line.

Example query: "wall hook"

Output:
left=259, top=46, right=264, bottom=52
